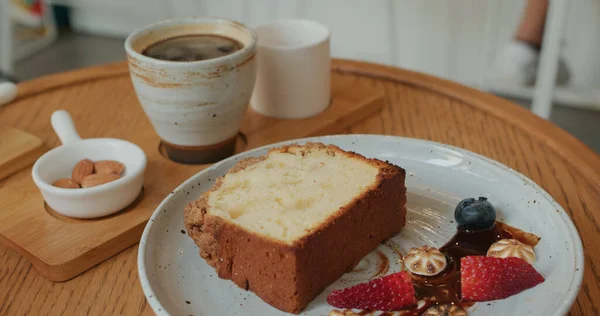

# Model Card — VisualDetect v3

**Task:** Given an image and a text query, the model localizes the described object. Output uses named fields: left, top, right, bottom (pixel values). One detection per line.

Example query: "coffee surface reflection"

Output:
left=142, top=35, right=243, bottom=62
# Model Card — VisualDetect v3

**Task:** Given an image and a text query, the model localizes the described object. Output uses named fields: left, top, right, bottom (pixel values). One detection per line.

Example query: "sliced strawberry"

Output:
left=326, top=271, right=416, bottom=311
left=461, top=256, right=544, bottom=302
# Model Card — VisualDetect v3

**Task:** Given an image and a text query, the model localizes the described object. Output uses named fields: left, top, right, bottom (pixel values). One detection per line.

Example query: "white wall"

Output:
left=70, top=0, right=600, bottom=90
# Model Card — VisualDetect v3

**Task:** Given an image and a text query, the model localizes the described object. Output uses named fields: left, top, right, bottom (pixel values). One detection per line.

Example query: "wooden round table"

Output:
left=1, top=59, right=598, bottom=315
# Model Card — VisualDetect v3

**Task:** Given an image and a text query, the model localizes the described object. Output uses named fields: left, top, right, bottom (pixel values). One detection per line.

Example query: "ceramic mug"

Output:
left=251, top=19, right=330, bottom=119
left=125, top=17, right=257, bottom=164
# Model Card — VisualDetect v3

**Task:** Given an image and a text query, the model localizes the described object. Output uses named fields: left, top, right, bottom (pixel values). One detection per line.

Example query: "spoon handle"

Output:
left=0, top=82, right=17, bottom=107
left=51, top=110, right=82, bottom=145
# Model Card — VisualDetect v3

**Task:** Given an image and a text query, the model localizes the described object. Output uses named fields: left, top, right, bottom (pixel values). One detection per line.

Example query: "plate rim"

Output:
left=138, top=134, right=585, bottom=315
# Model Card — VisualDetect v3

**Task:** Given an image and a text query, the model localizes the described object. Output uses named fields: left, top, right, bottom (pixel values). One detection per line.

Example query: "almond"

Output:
left=94, top=160, right=125, bottom=175
left=72, top=159, right=94, bottom=184
left=52, top=178, right=80, bottom=189
left=81, top=173, right=121, bottom=188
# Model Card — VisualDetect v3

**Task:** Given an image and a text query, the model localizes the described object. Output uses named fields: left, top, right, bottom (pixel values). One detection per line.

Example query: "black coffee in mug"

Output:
left=142, top=34, right=243, bottom=62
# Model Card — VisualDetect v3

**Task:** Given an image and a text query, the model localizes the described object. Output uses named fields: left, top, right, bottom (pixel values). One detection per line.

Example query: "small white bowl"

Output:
left=32, top=110, right=147, bottom=219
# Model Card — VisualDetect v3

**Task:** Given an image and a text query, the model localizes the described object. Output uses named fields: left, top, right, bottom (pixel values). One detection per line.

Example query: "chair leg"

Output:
left=531, top=0, right=568, bottom=119
left=0, top=0, right=14, bottom=76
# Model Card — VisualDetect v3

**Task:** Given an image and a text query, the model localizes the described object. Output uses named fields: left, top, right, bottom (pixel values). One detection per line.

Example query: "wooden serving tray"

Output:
left=0, top=127, right=46, bottom=181
left=0, top=65, right=384, bottom=282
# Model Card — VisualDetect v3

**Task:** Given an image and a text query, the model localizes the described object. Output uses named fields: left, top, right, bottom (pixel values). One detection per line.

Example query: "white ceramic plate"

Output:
left=138, top=135, right=584, bottom=316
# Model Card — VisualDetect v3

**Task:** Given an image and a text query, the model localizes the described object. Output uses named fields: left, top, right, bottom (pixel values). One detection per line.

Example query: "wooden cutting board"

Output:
left=0, top=68, right=384, bottom=282
left=0, top=127, right=46, bottom=181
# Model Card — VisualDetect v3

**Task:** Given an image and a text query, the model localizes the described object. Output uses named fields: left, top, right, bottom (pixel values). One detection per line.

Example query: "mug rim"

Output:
left=124, top=16, right=257, bottom=67
left=253, top=19, right=330, bottom=51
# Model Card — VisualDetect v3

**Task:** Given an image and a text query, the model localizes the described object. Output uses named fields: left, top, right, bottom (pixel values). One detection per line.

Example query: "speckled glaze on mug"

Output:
left=125, top=17, right=257, bottom=163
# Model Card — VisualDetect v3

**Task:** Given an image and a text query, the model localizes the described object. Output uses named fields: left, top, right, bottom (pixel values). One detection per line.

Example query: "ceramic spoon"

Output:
left=0, top=82, right=17, bottom=107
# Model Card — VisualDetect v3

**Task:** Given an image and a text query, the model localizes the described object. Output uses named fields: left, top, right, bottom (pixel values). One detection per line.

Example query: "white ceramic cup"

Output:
left=250, top=19, right=331, bottom=119
left=125, top=17, right=257, bottom=164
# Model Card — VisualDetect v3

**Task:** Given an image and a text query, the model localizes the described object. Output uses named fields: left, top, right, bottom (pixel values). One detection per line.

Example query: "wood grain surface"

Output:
left=1, top=59, right=599, bottom=316
left=0, top=127, right=45, bottom=181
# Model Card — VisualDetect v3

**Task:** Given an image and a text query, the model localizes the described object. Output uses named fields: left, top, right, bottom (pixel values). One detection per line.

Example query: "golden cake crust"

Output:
left=184, top=142, right=407, bottom=313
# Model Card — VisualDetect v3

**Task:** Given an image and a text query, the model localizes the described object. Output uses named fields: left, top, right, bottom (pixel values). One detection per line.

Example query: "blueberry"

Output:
left=454, top=197, right=496, bottom=230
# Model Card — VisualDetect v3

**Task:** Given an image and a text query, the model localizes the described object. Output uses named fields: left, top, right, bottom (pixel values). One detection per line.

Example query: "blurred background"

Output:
left=1, top=0, right=598, bottom=152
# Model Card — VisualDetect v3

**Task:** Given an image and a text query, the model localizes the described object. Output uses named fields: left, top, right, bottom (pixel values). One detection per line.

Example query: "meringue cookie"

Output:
left=487, top=238, right=536, bottom=264
left=404, top=245, right=447, bottom=276
left=422, top=304, right=468, bottom=316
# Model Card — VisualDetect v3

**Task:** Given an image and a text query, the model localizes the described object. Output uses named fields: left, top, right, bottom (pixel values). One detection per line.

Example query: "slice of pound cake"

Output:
left=184, top=142, right=407, bottom=313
